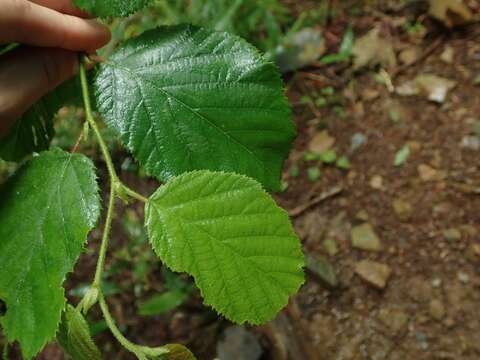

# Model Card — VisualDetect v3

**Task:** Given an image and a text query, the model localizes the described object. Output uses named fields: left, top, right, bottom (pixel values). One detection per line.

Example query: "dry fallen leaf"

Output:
left=308, top=130, right=335, bottom=154
left=352, top=28, right=397, bottom=70
left=396, top=74, right=457, bottom=103
left=428, top=0, right=473, bottom=27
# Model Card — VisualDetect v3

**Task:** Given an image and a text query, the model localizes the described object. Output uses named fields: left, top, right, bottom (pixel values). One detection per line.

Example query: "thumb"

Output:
left=0, top=47, right=78, bottom=136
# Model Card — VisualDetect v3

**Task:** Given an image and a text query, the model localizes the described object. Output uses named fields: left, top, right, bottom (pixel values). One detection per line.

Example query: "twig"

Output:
left=289, top=186, right=343, bottom=217
left=392, top=36, right=445, bottom=78
left=450, top=182, right=480, bottom=195
left=70, top=130, right=84, bottom=153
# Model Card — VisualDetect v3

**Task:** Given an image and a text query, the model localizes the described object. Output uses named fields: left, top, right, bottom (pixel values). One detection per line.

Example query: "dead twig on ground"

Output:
left=392, top=36, right=445, bottom=78
left=289, top=185, right=343, bottom=217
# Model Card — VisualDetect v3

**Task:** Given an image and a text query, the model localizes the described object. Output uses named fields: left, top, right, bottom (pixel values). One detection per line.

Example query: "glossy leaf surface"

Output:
left=0, top=149, right=100, bottom=358
left=145, top=171, right=304, bottom=324
left=57, top=305, right=102, bottom=360
left=73, top=0, right=152, bottom=17
left=0, top=77, right=81, bottom=162
left=95, top=25, right=294, bottom=191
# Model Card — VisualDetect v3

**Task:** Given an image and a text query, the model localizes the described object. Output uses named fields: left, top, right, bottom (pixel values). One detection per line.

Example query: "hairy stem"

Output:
left=93, top=185, right=115, bottom=286
left=79, top=57, right=158, bottom=359
left=79, top=57, right=119, bottom=183
left=121, top=184, right=149, bottom=203
left=98, top=293, right=148, bottom=360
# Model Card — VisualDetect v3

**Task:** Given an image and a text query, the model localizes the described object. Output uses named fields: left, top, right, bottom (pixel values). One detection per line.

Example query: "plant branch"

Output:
left=79, top=56, right=119, bottom=183
left=121, top=184, right=148, bottom=203
left=93, top=185, right=116, bottom=286
left=79, top=57, right=163, bottom=359
left=98, top=293, right=148, bottom=360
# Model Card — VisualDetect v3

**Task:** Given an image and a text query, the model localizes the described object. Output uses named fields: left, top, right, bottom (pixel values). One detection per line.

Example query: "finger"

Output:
left=0, top=0, right=111, bottom=51
left=29, top=0, right=90, bottom=17
left=0, top=47, right=78, bottom=136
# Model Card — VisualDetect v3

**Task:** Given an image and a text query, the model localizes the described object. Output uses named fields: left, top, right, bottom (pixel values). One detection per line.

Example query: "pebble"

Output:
left=443, top=228, right=462, bottom=241
left=440, top=46, right=454, bottom=64
left=461, top=135, right=480, bottom=151
left=369, top=175, right=384, bottom=190
left=322, top=238, right=339, bottom=256
left=355, top=260, right=392, bottom=289
left=429, top=299, right=446, bottom=320
left=351, top=223, right=382, bottom=252
left=418, top=164, right=443, bottom=182
left=457, top=271, right=470, bottom=284
left=217, top=326, right=263, bottom=360
left=431, top=278, right=442, bottom=288
left=392, top=199, right=413, bottom=221
left=306, top=254, right=338, bottom=288
left=415, top=331, right=429, bottom=351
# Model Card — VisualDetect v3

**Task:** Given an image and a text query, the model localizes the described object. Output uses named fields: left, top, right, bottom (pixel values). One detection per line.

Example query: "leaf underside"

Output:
left=145, top=171, right=304, bottom=324
left=57, top=305, right=102, bottom=360
left=73, top=0, right=152, bottom=17
left=0, top=76, right=81, bottom=162
left=95, top=25, right=295, bottom=191
left=0, top=149, right=100, bottom=358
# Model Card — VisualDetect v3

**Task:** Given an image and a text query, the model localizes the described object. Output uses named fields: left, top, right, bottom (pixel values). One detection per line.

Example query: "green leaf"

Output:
left=394, top=144, right=410, bottom=167
left=145, top=171, right=304, bottom=324
left=0, top=149, right=100, bottom=358
left=138, top=289, right=191, bottom=316
left=161, top=344, right=196, bottom=360
left=73, top=0, right=152, bottom=17
left=95, top=25, right=294, bottom=191
left=57, top=305, right=102, bottom=360
left=0, top=76, right=81, bottom=162
left=336, top=155, right=351, bottom=170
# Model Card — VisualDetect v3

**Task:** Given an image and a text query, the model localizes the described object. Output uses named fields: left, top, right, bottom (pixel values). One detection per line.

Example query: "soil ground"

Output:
left=4, top=1, right=480, bottom=359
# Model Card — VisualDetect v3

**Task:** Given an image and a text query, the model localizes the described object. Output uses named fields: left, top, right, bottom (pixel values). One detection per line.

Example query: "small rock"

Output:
left=418, top=164, right=443, bottom=182
left=397, top=74, right=456, bottom=103
left=350, top=132, right=367, bottom=152
left=461, top=135, right=480, bottom=151
left=355, top=210, right=370, bottom=222
left=443, top=228, right=462, bottom=241
left=440, top=46, right=454, bottom=64
left=351, top=223, right=382, bottom=252
left=415, top=331, right=428, bottom=351
left=431, top=278, right=442, bottom=288
left=370, top=175, right=384, bottom=190
left=309, top=130, right=335, bottom=154
left=355, top=260, right=392, bottom=289
left=429, top=299, right=445, bottom=320
left=217, top=326, right=263, bottom=360
left=306, top=254, right=338, bottom=288
left=322, top=238, right=339, bottom=256
left=378, top=308, right=409, bottom=332
left=457, top=271, right=470, bottom=284
left=392, top=199, right=413, bottom=221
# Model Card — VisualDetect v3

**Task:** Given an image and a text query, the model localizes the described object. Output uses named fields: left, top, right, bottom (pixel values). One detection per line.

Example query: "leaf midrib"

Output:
left=104, top=60, right=267, bottom=172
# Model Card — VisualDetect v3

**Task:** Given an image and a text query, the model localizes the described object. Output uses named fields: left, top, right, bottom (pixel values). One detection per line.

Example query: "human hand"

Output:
left=0, top=0, right=111, bottom=136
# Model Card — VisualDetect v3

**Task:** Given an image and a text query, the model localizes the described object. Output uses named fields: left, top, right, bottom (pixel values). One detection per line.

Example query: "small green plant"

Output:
left=0, top=1, right=304, bottom=359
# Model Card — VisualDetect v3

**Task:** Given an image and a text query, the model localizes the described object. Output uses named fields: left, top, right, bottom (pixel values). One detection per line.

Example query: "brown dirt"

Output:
left=3, top=3, right=480, bottom=360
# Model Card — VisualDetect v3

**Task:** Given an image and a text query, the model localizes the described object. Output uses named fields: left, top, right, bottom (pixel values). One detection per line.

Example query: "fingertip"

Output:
left=82, top=19, right=111, bottom=50
left=86, top=20, right=112, bottom=49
